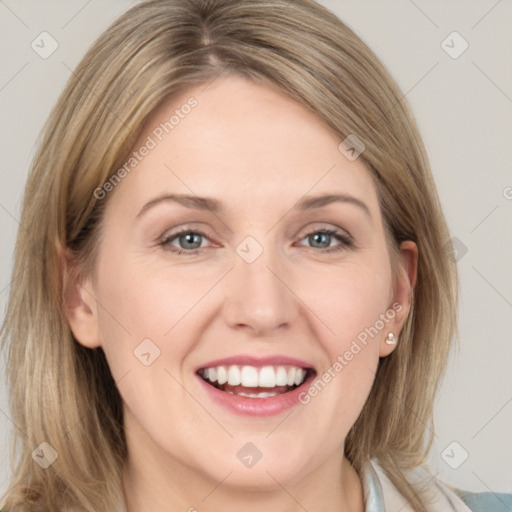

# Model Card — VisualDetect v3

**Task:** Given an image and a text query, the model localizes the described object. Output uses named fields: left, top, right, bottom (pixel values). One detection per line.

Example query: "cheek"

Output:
left=95, top=246, right=199, bottom=335
left=294, top=255, right=392, bottom=416
left=92, top=248, right=193, bottom=384
left=298, top=256, right=392, bottom=347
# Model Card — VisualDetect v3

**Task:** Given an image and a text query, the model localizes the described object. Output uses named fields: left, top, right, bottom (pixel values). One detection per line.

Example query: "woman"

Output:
left=1, top=0, right=510, bottom=510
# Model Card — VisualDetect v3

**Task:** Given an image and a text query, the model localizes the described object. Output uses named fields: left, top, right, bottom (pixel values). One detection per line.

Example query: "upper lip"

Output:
left=196, top=355, right=314, bottom=372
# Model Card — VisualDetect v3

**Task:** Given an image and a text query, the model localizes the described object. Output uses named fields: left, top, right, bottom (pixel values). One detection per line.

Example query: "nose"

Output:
left=222, top=247, right=298, bottom=337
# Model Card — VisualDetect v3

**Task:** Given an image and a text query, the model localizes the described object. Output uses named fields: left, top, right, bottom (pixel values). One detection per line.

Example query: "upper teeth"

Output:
left=200, top=365, right=307, bottom=388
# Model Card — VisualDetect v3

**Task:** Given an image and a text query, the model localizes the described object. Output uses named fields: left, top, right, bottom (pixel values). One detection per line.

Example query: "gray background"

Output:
left=1, top=0, right=511, bottom=498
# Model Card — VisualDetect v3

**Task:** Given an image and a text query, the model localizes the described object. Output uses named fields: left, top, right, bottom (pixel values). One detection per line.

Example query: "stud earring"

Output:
left=385, top=332, right=397, bottom=345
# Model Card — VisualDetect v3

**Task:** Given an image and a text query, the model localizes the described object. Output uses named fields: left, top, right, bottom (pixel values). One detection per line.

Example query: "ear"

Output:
left=59, top=246, right=101, bottom=349
left=379, top=240, right=418, bottom=357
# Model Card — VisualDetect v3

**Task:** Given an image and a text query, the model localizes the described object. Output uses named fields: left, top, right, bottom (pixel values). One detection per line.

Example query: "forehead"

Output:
left=106, top=75, right=380, bottom=218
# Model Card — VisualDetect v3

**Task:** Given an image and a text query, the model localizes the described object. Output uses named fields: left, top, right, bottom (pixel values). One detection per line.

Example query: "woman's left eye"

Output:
left=159, top=227, right=354, bottom=256
left=296, top=228, right=354, bottom=253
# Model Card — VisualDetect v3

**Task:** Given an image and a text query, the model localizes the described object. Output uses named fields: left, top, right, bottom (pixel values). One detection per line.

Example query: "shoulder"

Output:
left=451, top=487, right=512, bottom=512
left=369, top=457, right=512, bottom=512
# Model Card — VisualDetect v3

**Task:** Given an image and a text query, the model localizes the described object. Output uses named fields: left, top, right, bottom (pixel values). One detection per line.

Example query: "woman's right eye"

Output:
left=159, top=229, right=212, bottom=255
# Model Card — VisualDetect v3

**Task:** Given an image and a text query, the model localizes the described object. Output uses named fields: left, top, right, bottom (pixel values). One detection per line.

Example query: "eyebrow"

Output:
left=136, top=193, right=371, bottom=218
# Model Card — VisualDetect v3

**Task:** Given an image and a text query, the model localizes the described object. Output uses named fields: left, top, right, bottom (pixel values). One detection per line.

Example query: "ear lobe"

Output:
left=379, top=240, right=418, bottom=357
left=60, top=247, right=101, bottom=349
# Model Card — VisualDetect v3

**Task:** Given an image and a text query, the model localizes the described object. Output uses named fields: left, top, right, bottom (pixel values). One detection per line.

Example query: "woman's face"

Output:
left=67, top=75, right=416, bottom=490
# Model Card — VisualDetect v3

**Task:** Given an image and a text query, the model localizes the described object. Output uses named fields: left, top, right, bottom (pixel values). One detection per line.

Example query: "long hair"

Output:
left=1, top=1, right=458, bottom=510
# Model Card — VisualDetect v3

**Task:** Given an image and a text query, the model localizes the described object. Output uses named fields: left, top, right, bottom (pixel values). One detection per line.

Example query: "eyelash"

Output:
left=159, top=227, right=355, bottom=256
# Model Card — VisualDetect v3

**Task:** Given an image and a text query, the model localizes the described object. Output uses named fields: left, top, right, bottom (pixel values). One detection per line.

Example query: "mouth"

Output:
left=197, top=364, right=316, bottom=399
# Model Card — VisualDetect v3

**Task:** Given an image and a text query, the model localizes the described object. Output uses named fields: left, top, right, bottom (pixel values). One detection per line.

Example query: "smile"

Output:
left=198, top=364, right=311, bottom=398
left=196, top=356, right=317, bottom=416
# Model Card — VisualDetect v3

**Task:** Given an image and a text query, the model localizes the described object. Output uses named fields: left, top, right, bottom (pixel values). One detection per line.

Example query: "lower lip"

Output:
left=197, top=372, right=316, bottom=417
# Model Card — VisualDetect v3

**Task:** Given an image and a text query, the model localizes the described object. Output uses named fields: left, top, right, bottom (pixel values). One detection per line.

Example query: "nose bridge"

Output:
left=222, top=235, right=297, bottom=335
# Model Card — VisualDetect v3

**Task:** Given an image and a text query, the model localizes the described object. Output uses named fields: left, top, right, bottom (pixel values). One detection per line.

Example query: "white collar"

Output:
left=361, top=458, right=473, bottom=512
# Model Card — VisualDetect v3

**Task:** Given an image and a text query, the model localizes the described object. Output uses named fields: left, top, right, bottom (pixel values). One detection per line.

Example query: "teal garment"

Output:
left=454, top=489, right=512, bottom=511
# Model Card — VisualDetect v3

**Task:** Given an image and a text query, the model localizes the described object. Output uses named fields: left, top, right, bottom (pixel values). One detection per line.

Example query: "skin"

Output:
left=64, top=75, right=417, bottom=512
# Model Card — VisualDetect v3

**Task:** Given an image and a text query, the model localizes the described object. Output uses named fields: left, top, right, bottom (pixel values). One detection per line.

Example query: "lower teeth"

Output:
left=226, top=390, right=281, bottom=398
left=199, top=371, right=312, bottom=398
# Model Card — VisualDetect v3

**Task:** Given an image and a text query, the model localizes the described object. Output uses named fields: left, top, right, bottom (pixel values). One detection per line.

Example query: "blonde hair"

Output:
left=1, top=0, right=458, bottom=510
